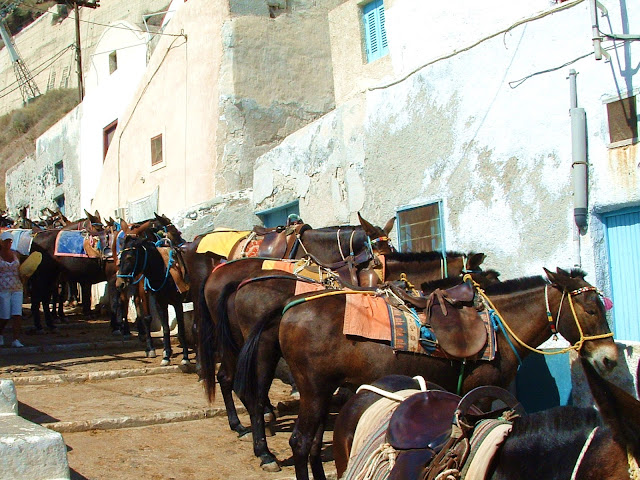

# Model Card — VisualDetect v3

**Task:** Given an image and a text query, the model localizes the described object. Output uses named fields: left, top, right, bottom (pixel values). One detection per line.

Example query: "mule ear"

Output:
left=580, top=358, right=640, bottom=449
left=383, top=217, right=396, bottom=235
left=466, top=253, right=486, bottom=271
left=120, top=219, right=129, bottom=234
left=357, top=212, right=376, bottom=236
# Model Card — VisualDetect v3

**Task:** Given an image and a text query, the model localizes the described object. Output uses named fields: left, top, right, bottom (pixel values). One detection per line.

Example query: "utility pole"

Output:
left=67, top=0, right=100, bottom=102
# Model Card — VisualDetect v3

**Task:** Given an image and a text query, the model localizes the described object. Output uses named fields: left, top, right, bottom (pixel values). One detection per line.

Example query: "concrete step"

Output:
left=0, top=379, right=70, bottom=480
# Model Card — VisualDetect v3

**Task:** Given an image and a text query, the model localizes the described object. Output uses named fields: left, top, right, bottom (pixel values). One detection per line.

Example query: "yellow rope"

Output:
left=464, top=275, right=613, bottom=356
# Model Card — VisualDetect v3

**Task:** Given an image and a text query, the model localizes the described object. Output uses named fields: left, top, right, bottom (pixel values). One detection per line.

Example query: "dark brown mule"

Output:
left=279, top=268, right=619, bottom=480
left=28, top=211, right=106, bottom=331
left=198, top=215, right=396, bottom=453
left=210, top=251, right=487, bottom=471
left=335, top=359, right=640, bottom=480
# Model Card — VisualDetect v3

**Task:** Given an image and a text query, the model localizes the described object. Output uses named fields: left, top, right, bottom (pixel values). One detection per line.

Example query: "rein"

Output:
left=464, top=275, right=613, bottom=356
left=116, top=246, right=146, bottom=285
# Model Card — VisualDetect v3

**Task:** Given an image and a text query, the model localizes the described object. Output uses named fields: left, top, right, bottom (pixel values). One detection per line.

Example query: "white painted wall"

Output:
left=79, top=21, right=149, bottom=213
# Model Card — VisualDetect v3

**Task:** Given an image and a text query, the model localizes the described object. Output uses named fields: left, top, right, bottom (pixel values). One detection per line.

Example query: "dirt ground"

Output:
left=0, top=309, right=339, bottom=480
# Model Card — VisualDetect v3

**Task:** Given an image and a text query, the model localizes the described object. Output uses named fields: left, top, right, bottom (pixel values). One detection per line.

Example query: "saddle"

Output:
left=426, top=281, right=487, bottom=359
left=385, top=386, right=523, bottom=480
left=232, top=223, right=311, bottom=259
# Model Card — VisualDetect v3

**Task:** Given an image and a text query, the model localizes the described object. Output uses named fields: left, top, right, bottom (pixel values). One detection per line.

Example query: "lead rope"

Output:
left=571, top=427, right=598, bottom=480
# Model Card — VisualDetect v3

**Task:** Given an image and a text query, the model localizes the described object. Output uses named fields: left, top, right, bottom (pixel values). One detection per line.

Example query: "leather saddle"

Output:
left=426, top=281, right=487, bottom=359
left=238, top=222, right=310, bottom=259
left=385, top=386, right=524, bottom=480
left=385, top=390, right=481, bottom=480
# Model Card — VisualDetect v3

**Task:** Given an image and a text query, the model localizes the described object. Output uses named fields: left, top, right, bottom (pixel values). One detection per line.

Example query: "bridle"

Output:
left=116, top=246, right=146, bottom=285
left=467, top=276, right=613, bottom=358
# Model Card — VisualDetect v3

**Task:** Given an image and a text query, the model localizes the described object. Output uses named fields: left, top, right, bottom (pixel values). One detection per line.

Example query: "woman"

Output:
left=0, top=231, right=24, bottom=347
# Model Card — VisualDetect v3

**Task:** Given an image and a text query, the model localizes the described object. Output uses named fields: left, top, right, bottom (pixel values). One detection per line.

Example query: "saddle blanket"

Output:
left=259, top=260, right=325, bottom=295
left=54, top=230, right=89, bottom=257
left=343, top=294, right=496, bottom=360
left=196, top=229, right=250, bottom=257
left=7, top=229, right=33, bottom=256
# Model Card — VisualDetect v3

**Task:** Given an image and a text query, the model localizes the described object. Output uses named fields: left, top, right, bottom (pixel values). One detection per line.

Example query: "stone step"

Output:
left=0, top=379, right=70, bottom=480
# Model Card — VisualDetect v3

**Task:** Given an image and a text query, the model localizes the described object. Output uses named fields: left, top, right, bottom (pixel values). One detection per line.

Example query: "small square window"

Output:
left=397, top=202, right=443, bottom=253
left=109, top=51, right=118, bottom=74
left=103, top=119, right=118, bottom=161
left=54, top=161, right=64, bottom=185
left=151, top=134, right=163, bottom=166
left=607, top=95, right=638, bottom=145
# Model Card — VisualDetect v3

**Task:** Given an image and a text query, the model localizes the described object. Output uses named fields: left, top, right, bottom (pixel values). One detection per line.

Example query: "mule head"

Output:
left=115, top=235, right=145, bottom=291
left=580, top=358, right=640, bottom=465
left=544, top=267, right=618, bottom=374
left=357, top=212, right=396, bottom=254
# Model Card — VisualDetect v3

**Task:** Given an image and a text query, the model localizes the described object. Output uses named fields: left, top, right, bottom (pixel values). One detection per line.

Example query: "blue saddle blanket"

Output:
left=7, top=229, right=33, bottom=256
left=55, top=230, right=89, bottom=257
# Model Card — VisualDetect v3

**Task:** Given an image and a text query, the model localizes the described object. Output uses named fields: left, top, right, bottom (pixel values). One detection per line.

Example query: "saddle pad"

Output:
left=8, top=229, right=33, bottom=256
left=196, top=230, right=250, bottom=257
left=343, top=294, right=392, bottom=341
left=344, top=413, right=394, bottom=480
left=54, top=230, right=88, bottom=257
left=460, top=419, right=512, bottom=480
left=295, top=281, right=324, bottom=296
left=351, top=389, right=420, bottom=462
left=262, top=259, right=329, bottom=283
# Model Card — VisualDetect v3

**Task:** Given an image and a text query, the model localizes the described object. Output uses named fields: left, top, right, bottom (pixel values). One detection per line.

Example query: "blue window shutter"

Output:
left=363, top=0, right=388, bottom=63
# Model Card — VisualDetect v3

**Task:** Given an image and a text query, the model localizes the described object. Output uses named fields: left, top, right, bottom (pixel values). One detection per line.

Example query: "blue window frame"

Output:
left=396, top=202, right=444, bottom=253
left=256, top=201, right=300, bottom=229
left=363, top=0, right=388, bottom=63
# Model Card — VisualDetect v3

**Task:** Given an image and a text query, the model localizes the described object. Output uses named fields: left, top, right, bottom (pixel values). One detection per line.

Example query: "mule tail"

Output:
left=198, top=282, right=218, bottom=403
left=234, top=309, right=278, bottom=400
left=215, top=281, right=242, bottom=356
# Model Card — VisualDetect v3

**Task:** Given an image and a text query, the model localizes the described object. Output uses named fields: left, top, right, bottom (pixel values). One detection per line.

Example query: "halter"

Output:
left=116, top=246, right=146, bottom=285
left=465, top=275, right=613, bottom=357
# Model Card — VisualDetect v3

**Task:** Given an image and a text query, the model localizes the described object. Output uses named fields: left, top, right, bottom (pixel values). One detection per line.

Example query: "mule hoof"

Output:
left=181, top=359, right=191, bottom=365
left=146, top=350, right=157, bottom=358
left=264, top=411, right=276, bottom=423
left=261, top=462, right=280, bottom=473
left=161, top=359, right=171, bottom=366
left=238, top=432, right=253, bottom=442
left=265, top=426, right=275, bottom=437
left=112, top=329, right=122, bottom=336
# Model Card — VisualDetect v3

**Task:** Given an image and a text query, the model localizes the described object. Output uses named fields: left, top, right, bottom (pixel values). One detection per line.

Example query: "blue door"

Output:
left=605, top=208, right=640, bottom=341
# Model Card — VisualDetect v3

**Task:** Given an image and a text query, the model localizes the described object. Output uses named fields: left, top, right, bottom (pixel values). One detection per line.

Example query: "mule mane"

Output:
left=508, top=406, right=602, bottom=447
left=385, top=251, right=466, bottom=262
left=483, top=275, right=547, bottom=295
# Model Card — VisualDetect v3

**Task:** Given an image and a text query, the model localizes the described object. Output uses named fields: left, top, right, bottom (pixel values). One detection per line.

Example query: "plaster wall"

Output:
left=80, top=22, right=149, bottom=212
left=0, top=0, right=170, bottom=116
left=215, top=1, right=339, bottom=196
left=6, top=105, right=82, bottom=219
left=257, top=0, right=640, bottom=284
left=90, top=0, right=223, bottom=220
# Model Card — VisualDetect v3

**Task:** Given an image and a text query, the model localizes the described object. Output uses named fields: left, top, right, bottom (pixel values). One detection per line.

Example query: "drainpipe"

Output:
left=589, top=0, right=611, bottom=61
left=569, top=69, right=587, bottom=268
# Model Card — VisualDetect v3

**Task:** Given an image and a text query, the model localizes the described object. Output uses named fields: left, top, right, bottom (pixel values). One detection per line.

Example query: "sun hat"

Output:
left=0, top=231, right=12, bottom=241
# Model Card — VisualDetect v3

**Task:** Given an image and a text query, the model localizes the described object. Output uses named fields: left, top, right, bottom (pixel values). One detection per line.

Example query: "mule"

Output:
left=206, top=250, right=486, bottom=471
left=198, top=215, right=396, bottom=454
left=278, top=268, right=619, bottom=480
left=115, top=234, right=190, bottom=365
left=335, top=358, right=639, bottom=480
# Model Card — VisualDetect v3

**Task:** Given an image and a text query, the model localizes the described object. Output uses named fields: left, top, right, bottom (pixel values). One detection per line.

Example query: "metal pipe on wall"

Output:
left=569, top=69, right=588, bottom=267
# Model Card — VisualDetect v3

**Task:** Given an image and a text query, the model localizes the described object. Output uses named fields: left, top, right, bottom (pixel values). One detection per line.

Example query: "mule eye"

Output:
left=585, top=308, right=597, bottom=315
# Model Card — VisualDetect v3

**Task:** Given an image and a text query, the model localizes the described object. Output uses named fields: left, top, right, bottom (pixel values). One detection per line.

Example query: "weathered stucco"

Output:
left=6, top=105, right=82, bottom=219
left=257, top=0, right=640, bottom=286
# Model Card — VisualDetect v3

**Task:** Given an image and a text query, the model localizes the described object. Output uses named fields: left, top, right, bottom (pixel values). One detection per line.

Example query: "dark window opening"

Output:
left=151, top=134, right=163, bottom=166
left=103, top=119, right=118, bottom=161
left=109, top=51, right=118, bottom=74
left=55, top=161, right=64, bottom=185
left=607, top=95, right=638, bottom=144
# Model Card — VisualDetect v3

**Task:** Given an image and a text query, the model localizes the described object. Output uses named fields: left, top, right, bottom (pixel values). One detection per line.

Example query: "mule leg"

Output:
left=150, top=295, right=172, bottom=366
left=142, top=313, right=156, bottom=358
left=217, top=361, right=250, bottom=437
left=289, top=389, right=333, bottom=480
left=173, top=302, right=190, bottom=365
left=81, top=282, right=93, bottom=318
